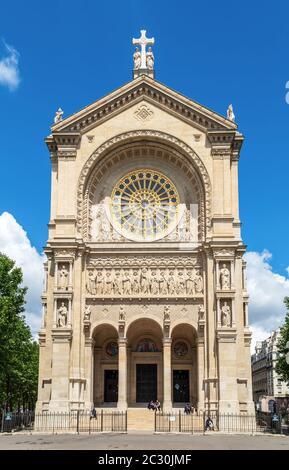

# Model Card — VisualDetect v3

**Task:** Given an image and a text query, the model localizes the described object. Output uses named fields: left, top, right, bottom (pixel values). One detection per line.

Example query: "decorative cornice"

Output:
left=49, top=77, right=237, bottom=136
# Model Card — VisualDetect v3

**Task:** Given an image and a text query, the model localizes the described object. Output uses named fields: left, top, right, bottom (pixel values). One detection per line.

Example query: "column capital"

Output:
left=162, top=338, right=172, bottom=346
left=118, top=338, right=127, bottom=346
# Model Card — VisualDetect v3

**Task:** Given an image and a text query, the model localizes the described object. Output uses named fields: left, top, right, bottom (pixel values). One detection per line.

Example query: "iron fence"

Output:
left=155, top=411, right=283, bottom=434
left=1, top=410, right=127, bottom=434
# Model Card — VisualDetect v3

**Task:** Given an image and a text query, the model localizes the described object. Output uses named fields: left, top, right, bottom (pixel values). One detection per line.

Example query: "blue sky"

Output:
left=0, top=1, right=289, bottom=343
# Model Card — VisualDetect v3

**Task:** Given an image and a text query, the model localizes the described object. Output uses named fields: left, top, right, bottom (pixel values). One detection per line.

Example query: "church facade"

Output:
left=37, top=33, right=254, bottom=414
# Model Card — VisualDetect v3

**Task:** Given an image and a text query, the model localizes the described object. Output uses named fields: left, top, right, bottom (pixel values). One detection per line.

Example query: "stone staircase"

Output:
left=127, top=408, right=155, bottom=431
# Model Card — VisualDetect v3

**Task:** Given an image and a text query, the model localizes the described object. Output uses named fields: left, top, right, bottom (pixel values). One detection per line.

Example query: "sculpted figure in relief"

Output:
left=177, top=271, right=186, bottom=294
left=87, top=270, right=96, bottom=295
left=221, top=301, right=231, bottom=327
left=159, top=270, right=168, bottom=295
left=57, top=302, right=68, bottom=328
left=220, top=264, right=231, bottom=290
left=132, top=270, right=140, bottom=294
left=104, top=271, right=113, bottom=295
left=194, top=270, right=203, bottom=293
left=59, top=265, right=68, bottom=290
left=186, top=270, right=195, bottom=295
left=150, top=270, right=159, bottom=295
left=122, top=270, right=132, bottom=295
left=140, top=268, right=150, bottom=294
left=96, top=270, right=104, bottom=295
left=113, top=270, right=123, bottom=295
left=167, top=270, right=176, bottom=294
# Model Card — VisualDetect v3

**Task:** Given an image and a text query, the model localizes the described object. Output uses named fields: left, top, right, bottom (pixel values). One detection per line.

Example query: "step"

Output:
left=127, top=408, right=155, bottom=431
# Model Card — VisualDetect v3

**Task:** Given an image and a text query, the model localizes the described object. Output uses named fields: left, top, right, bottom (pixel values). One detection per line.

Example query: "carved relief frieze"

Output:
left=86, top=263, right=204, bottom=298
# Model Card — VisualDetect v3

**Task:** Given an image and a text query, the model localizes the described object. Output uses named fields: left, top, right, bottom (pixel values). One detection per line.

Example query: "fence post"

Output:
left=1, top=410, right=4, bottom=433
left=76, top=410, right=80, bottom=434
left=179, top=410, right=181, bottom=433
left=101, top=409, right=103, bottom=432
left=154, top=410, right=156, bottom=432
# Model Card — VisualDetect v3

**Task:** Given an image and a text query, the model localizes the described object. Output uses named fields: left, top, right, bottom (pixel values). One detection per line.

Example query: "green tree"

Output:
left=0, top=252, right=39, bottom=410
left=276, top=297, right=289, bottom=385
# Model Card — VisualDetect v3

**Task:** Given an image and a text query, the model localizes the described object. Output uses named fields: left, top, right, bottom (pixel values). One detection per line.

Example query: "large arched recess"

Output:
left=76, top=130, right=211, bottom=241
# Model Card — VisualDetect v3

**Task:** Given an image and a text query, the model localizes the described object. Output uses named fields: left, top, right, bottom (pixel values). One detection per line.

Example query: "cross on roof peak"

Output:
left=132, top=29, right=155, bottom=79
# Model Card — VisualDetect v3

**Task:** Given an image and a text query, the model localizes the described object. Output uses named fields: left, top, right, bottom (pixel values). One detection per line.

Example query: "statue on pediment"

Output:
left=54, top=108, right=63, bottom=123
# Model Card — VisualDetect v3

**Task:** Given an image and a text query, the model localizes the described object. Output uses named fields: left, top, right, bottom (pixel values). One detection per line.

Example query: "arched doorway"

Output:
left=93, top=323, right=118, bottom=406
left=171, top=323, right=197, bottom=407
left=126, top=318, right=163, bottom=406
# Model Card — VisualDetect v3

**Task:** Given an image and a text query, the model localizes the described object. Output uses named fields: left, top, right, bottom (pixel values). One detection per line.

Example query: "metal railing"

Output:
left=155, top=411, right=282, bottom=434
left=1, top=410, right=127, bottom=434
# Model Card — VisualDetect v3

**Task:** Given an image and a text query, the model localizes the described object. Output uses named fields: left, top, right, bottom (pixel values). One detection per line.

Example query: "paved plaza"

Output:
left=0, top=432, right=288, bottom=450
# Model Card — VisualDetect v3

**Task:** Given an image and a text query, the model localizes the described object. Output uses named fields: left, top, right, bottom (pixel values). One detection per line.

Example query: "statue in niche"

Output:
left=113, top=270, right=123, bottom=295
left=96, top=270, right=104, bottom=295
left=59, top=265, right=68, bottom=290
left=167, top=270, right=176, bottom=294
left=194, top=270, right=203, bottom=293
left=177, top=271, right=185, bottom=294
left=221, top=301, right=231, bottom=327
left=146, top=47, right=154, bottom=69
left=87, top=270, right=96, bottom=295
left=150, top=270, right=159, bottom=295
left=131, top=270, right=140, bottom=294
left=133, top=47, right=141, bottom=69
left=122, top=270, right=132, bottom=295
left=186, top=270, right=195, bottom=295
left=140, top=268, right=150, bottom=294
left=164, top=305, right=170, bottom=321
left=220, top=264, right=231, bottom=290
left=104, top=271, right=113, bottom=295
left=57, top=302, right=68, bottom=327
left=84, top=305, right=91, bottom=321
left=119, top=305, right=125, bottom=321
left=159, top=270, right=168, bottom=295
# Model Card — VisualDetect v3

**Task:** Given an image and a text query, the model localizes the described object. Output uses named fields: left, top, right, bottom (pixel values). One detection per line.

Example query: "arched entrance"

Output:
left=126, top=318, right=163, bottom=406
left=93, top=323, right=118, bottom=406
left=171, top=323, right=198, bottom=408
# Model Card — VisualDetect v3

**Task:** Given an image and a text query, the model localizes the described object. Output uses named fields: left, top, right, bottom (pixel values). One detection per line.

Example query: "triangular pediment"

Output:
left=50, top=75, right=237, bottom=136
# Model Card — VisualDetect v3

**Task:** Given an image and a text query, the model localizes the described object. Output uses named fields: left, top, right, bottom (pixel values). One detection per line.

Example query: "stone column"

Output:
left=162, top=338, right=172, bottom=411
left=94, top=347, right=102, bottom=406
left=117, top=338, right=127, bottom=410
left=197, top=336, right=205, bottom=411
left=84, top=339, right=95, bottom=409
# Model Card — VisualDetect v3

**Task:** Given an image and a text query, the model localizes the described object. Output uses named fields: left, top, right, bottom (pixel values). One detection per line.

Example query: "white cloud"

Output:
left=0, top=41, right=20, bottom=91
left=0, top=212, right=44, bottom=336
left=245, top=250, right=289, bottom=351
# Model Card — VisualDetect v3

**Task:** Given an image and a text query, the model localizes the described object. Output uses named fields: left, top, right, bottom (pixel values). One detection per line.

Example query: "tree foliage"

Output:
left=276, top=296, right=289, bottom=386
left=0, top=253, right=39, bottom=410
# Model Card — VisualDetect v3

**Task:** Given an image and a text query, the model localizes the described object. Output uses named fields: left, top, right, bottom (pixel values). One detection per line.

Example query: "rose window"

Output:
left=110, top=169, right=180, bottom=241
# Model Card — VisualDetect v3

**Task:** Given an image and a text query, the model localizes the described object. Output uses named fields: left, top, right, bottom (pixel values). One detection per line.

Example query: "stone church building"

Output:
left=37, top=31, right=254, bottom=415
